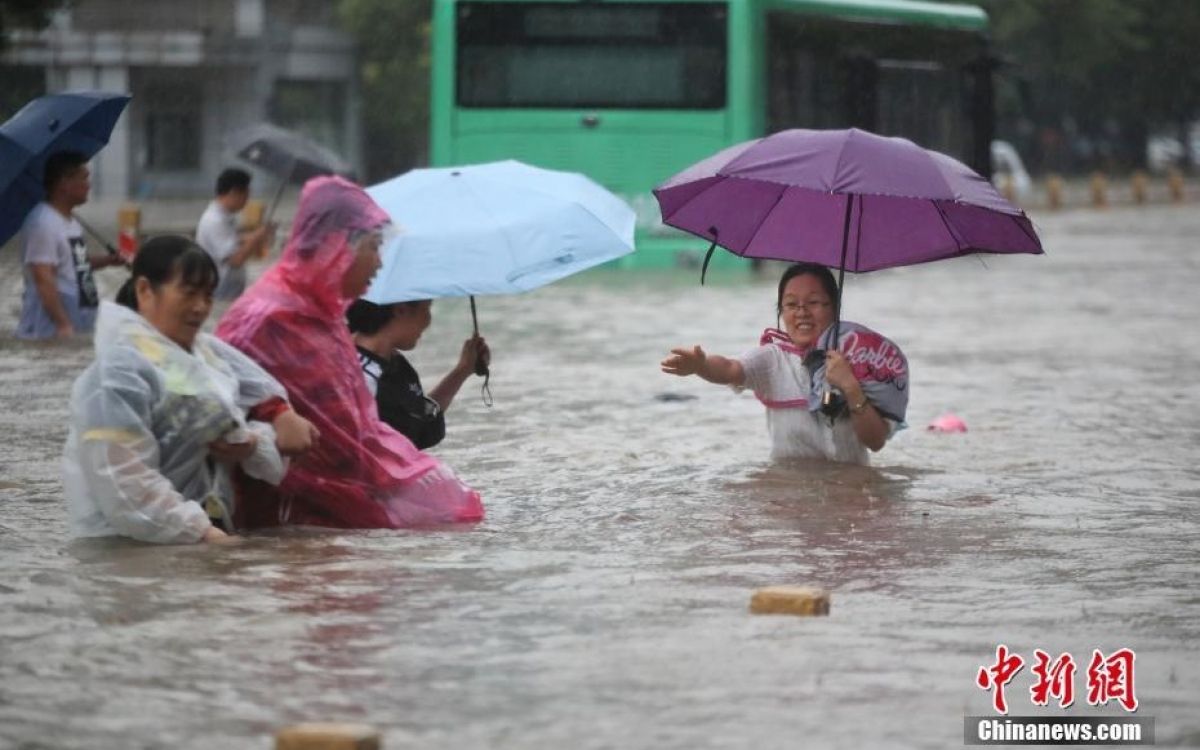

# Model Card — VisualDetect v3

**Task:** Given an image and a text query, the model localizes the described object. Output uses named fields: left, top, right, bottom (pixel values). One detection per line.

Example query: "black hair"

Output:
left=116, top=235, right=220, bottom=311
left=215, top=167, right=252, bottom=196
left=43, top=150, right=88, bottom=193
left=776, top=262, right=840, bottom=319
left=346, top=298, right=429, bottom=335
left=346, top=298, right=393, bottom=334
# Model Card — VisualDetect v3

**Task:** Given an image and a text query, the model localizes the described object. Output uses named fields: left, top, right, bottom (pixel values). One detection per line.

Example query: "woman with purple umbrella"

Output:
left=656, top=127, right=1042, bottom=464
left=661, top=262, right=909, bottom=465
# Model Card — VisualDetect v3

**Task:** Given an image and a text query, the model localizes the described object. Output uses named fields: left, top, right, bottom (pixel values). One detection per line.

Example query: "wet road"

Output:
left=1, top=205, right=1198, bottom=749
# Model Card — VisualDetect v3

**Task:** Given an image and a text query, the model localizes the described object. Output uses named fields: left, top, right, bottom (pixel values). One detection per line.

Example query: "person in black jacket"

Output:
left=346, top=298, right=489, bottom=449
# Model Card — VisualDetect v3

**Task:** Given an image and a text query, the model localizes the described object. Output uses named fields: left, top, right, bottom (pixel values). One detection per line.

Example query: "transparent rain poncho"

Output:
left=216, top=176, right=483, bottom=529
left=64, top=301, right=290, bottom=544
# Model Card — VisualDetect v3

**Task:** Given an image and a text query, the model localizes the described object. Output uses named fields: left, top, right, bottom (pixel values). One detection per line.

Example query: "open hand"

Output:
left=661, top=346, right=707, bottom=377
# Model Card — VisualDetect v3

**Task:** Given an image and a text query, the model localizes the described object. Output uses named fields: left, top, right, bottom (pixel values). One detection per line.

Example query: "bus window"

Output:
left=456, top=2, right=727, bottom=109
left=766, top=13, right=987, bottom=168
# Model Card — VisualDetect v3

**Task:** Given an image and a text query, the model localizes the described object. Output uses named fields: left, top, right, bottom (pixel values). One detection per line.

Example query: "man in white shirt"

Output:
left=194, top=168, right=274, bottom=300
left=17, top=150, right=124, bottom=339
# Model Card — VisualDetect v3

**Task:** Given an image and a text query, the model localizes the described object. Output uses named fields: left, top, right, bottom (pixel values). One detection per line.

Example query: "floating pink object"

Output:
left=928, top=413, right=968, bottom=433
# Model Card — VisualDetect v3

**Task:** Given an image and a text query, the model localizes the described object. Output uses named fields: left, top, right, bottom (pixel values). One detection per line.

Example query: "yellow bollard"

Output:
left=242, top=199, right=265, bottom=230
left=275, top=723, right=381, bottom=750
left=998, top=174, right=1016, bottom=204
left=241, top=199, right=270, bottom=259
left=117, top=203, right=141, bottom=261
left=1089, top=172, right=1108, bottom=208
left=1167, top=168, right=1185, bottom=203
left=1131, top=171, right=1148, bottom=204
left=749, top=586, right=831, bottom=616
left=1045, top=175, right=1064, bottom=211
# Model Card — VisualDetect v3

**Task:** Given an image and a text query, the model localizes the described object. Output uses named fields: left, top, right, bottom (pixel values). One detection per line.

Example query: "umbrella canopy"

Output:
left=653, top=127, right=1042, bottom=275
left=363, top=160, right=636, bottom=304
left=0, top=91, right=130, bottom=247
left=231, top=123, right=351, bottom=184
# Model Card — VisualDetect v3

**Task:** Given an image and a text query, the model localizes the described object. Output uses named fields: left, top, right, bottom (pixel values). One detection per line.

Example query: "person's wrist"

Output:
left=848, top=391, right=870, bottom=414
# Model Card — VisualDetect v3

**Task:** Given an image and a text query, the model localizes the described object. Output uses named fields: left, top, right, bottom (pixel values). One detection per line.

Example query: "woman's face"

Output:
left=391, top=301, right=433, bottom=351
left=779, top=274, right=835, bottom=349
left=341, top=232, right=383, bottom=299
left=136, top=275, right=213, bottom=350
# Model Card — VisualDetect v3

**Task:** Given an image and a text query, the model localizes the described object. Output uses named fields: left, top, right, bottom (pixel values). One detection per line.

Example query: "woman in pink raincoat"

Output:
left=216, top=176, right=483, bottom=529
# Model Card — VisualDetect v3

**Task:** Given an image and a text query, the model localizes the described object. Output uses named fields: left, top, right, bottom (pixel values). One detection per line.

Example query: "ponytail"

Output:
left=116, top=277, right=138, bottom=310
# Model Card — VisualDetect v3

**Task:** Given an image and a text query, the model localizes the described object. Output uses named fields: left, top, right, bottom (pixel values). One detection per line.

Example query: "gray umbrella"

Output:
left=229, top=123, right=352, bottom=220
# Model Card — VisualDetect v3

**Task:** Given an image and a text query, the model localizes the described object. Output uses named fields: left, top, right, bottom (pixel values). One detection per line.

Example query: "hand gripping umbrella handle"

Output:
left=72, top=213, right=119, bottom=256
left=470, top=296, right=493, bottom=407
left=469, top=296, right=488, bottom=377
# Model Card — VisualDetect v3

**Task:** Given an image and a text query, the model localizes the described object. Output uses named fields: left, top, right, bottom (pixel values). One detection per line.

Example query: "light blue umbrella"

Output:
left=363, top=159, right=635, bottom=404
left=363, top=160, right=636, bottom=312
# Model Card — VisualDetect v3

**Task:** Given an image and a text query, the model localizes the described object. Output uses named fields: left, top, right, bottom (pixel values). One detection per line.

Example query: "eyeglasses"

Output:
left=781, top=299, right=832, bottom=314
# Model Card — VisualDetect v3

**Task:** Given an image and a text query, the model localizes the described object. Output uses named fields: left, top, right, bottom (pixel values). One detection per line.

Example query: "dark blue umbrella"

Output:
left=0, top=91, right=131, bottom=247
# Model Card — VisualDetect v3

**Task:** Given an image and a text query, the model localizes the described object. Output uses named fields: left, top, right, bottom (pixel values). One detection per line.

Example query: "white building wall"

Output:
left=54, top=65, right=130, bottom=202
left=3, top=0, right=364, bottom=199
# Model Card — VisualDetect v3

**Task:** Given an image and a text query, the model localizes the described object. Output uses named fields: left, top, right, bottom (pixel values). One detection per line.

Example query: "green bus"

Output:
left=431, top=0, right=993, bottom=269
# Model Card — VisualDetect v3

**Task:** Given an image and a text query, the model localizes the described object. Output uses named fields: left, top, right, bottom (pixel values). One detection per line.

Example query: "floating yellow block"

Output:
left=276, top=723, right=381, bottom=750
left=749, top=586, right=831, bottom=616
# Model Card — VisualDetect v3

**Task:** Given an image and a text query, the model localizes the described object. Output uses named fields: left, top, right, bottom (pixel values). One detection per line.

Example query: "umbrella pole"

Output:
left=469, top=295, right=489, bottom=376
left=72, top=213, right=119, bottom=256
left=263, top=158, right=294, bottom=226
left=823, top=193, right=855, bottom=413
left=469, top=295, right=493, bottom=406
left=832, top=193, right=854, bottom=344
left=264, top=174, right=288, bottom=225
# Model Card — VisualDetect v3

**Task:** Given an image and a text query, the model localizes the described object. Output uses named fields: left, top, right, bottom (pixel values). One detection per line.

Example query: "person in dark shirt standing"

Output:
left=347, top=298, right=490, bottom=449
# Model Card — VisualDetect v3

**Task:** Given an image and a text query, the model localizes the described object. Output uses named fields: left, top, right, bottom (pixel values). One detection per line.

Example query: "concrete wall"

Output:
left=1, top=0, right=362, bottom=200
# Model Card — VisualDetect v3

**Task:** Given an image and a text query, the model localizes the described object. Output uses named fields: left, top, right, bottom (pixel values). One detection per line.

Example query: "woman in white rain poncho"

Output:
left=64, top=235, right=319, bottom=544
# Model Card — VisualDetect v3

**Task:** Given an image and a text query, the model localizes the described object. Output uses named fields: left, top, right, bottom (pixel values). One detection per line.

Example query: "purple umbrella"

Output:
left=654, top=127, right=1042, bottom=283
left=653, top=127, right=1044, bottom=412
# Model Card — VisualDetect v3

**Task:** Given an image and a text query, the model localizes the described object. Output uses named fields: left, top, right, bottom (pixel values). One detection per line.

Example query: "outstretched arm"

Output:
left=661, top=345, right=745, bottom=386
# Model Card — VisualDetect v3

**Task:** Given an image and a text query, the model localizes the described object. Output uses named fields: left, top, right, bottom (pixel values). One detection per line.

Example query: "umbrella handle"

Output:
left=470, top=295, right=488, bottom=375
left=469, top=296, right=492, bottom=406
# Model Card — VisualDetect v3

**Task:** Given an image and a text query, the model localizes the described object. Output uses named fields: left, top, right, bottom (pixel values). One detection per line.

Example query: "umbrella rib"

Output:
left=931, top=200, right=967, bottom=252
left=457, top=172, right=521, bottom=280
left=829, top=130, right=854, bottom=193
left=739, top=184, right=790, bottom=257
left=659, top=175, right=734, bottom=225
left=1011, top=214, right=1044, bottom=252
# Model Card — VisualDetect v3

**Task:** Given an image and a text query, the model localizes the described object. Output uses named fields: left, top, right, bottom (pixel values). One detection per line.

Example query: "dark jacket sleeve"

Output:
left=374, top=357, right=446, bottom=450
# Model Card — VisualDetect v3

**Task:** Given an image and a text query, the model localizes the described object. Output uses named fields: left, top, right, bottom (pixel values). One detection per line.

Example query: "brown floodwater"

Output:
left=1, top=205, right=1197, bottom=749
